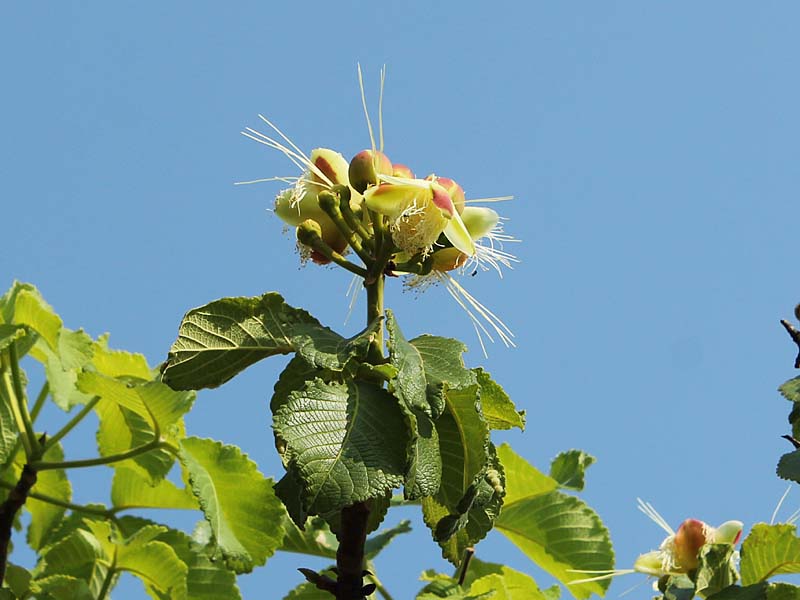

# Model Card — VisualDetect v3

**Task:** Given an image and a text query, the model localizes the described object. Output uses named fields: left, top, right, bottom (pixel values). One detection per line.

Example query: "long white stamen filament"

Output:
left=378, top=66, right=386, bottom=152
left=637, top=498, right=675, bottom=536
left=465, top=195, right=514, bottom=204
left=772, top=486, right=792, bottom=525
left=241, top=129, right=308, bottom=175
left=344, top=275, right=361, bottom=325
left=358, top=63, right=377, bottom=153
left=256, top=115, right=313, bottom=171
left=235, top=176, right=301, bottom=186
left=566, top=569, right=636, bottom=585
left=786, top=506, right=800, bottom=525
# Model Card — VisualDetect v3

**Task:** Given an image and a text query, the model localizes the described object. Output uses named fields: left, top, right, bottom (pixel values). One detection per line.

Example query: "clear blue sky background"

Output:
left=3, top=3, right=800, bottom=598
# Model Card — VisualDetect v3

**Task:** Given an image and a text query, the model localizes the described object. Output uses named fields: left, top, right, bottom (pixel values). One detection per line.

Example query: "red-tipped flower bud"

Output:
left=348, top=149, right=393, bottom=193
left=392, top=163, right=415, bottom=179
left=673, top=519, right=710, bottom=571
left=426, top=175, right=466, bottom=214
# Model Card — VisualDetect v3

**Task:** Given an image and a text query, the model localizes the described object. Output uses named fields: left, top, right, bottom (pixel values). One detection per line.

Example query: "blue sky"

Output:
left=3, top=2, right=800, bottom=598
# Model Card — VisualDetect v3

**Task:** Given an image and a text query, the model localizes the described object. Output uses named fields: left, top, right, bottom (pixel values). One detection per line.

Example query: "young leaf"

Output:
left=273, top=379, right=408, bottom=516
left=740, top=523, right=800, bottom=585
left=364, top=519, right=413, bottom=559
left=111, top=466, right=198, bottom=511
left=161, top=293, right=378, bottom=390
left=387, top=310, right=429, bottom=414
left=0, top=324, right=26, bottom=353
left=469, top=567, right=553, bottom=600
left=494, top=444, right=613, bottom=600
left=92, top=334, right=153, bottom=379
left=279, top=516, right=338, bottom=558
left=35, top=328, right=95, bottom=410
left=0, top=382, right=19, bottom=465
left=179, top=436, right=285, bottom=573
left=549, top=450, right=596, bottom=492
left=473, top=368, right=525, bottom=431
left=9, top=287, right=62, bottom=351
left=695, top=544, right=739, bottom=597
left=410, top=335, right=477, bottom=392
left=25, top=443, right=71, bottom=550
left=779, top=377, right=800, bottom=403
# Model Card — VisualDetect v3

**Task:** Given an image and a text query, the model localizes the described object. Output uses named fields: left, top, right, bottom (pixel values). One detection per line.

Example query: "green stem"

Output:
left=365, top=275, right=385, bottom=359
left=7, top=344, right=39, bottom=457
left=0, top=480, right=115, bottom=521
left=32, top=438, right=177, bottom=471
left=29, top=382, right=49, bottom=423
left=96, top=554, right=117, bottom=600
left=0, top=364, right=33, bottom=459
left=318, top=191, right=373, bottom=265
left=365, top=562, right=394, bottom=600
left=304, top=234, right=368, bottom=277
left=43, top=396, right=100, bottom=453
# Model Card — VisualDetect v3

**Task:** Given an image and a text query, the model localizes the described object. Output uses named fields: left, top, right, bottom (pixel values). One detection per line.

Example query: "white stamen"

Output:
left=378, top=66, right=386, bottom=152
left=358, top=63, right=377, bottom=153
left=637, top=498, right=675, bottom=536
left=771, top=486, right=792, bottom=525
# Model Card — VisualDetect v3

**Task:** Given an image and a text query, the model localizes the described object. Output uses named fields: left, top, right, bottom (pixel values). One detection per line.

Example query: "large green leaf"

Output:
left=386, top=312, right=443, bottom=499
left=92, top=334, right=153, bottom=379
left=470, top=566, right=554, bottom=600
left=111, top=467, right=198, bottom=511
left=9, top=287, right=62, bottom=351
left=34, top=328, right=95, bottom=410
left=410, top=335, right=477, bottom=391
left=161, top=293, right=379, bottom=390
left=85, top=520, right=188, bottom=599
left=459, top=559, right=562, bottom=600
left=279, top=516, right=338, bottom=558
left=779, top=377, right=800, bottom=403
left=27, top=443, right=71, bottom=550
left=473, top=368, right=525, bottom=431
left=273, top=379, right=408, bottom=516
left=549, top=450, right=596, bottom=492
left=494, top=444, right=613, bottom=600
left=118, top=516, right=242, bottom=600
left=777, top=450, right=800, bottom=484
left=740, top=523, right=800, bottom=585
left=0, top=324, right=26, bottom=352
left=179, top=436, right=285, bottom=573
left=695, top=544, right=739, bottom=597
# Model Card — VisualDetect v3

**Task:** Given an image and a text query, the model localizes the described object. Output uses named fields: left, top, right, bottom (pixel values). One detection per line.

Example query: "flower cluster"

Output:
left=239, top=69, right=518, bottom=353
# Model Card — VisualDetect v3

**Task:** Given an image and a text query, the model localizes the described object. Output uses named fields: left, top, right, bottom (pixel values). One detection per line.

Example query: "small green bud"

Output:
left=461, top=207, right=500, bottom=240
left=348, top=149, right=393, bottom=193
left=317, top=190, right=339, bottom=213
left=296, top=219, right=322, bottom=246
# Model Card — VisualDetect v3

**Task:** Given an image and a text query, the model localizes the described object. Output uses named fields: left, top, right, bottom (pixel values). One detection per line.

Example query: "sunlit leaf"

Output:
left=161, top=293, right=379, bottom=390
left=494, top=444, right=613, bottom=600
left=549, top=450, right=596, bottom=492
left=695, top=544, right=739, bottom=597
left=709, top=582, right=800, bottom=599
left=26, top=443, right=71, bottom=550
left=10, top=287, right=62, bottom=351
left=365, top=519, right=413, bottom=559
left=0, top=324, right=26, bottom=352
left=36, top=328, right=94, bottom=410
left=279, top=516, right=337, bottom=559
left=273, top=379, right=408, bottom=516
left=111, top=466, right=198, bottom=511
left=179, top=436, right=285, bottom=573
left=740, top=523, right=800, bottom=585
left=473, top=368, right=524, bottom=431
left=92, top=334, right=153, bottom=379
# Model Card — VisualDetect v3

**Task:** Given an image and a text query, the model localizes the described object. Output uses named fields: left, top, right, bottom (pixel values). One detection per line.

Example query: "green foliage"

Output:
left=549, top=450, right=595, bottom=492
left=740, top=523, right=800, bottom=585
left=179, top=436, right=285, bottom=573
left=494, top=444, right=613, bottom=600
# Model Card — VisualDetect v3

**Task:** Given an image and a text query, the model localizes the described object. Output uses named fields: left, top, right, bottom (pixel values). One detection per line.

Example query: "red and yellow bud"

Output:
left=427, top=175, right=466, bottom=214
left=348, top=149, right=393, bottom=193
left=430, top=247, right=468, bottom=272
left=673, top=519, right=710, bottom=571
left=392, top=163, right=415, bottom=179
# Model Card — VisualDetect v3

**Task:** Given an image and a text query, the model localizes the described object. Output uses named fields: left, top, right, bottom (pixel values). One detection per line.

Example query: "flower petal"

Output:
left=444, top=210, right=476, bottom=256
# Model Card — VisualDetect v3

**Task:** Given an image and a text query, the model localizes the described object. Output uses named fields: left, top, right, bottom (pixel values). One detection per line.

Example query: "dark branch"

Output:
left=780, top=319, right=800, bottom=369
left=782, top=434, right=800, bottom=450
left=298, top=568, right=337, bottom=594
left=457, top=547, right=475, bottom=586
left=0, top=464, right=37, bottom=585
left=335, top=501, right=371, bottom=599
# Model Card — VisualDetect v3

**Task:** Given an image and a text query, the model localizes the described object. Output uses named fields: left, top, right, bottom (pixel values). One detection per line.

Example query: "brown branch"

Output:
left=782, top=435, right=800, bottom=450
left=298, top=568, right=337, bottom=594
left=457, top=547, right=475, bottom=586
left=780, top=319, right=800, bottom=369
left=0, top=464, right=37, bottom=585
left=335, top=501, right=372, bottom=599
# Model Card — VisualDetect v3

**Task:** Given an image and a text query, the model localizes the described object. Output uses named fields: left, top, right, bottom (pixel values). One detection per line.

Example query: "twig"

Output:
left=457, top=547, right=475, bottom=586
left=780, top=319, right=800, bottom=369
left=0, top=464, right=37, bottom=585
left=782, top=435, right=800, bottom=450
left=335, top=502, right=372, bottom=599
left=298, top=568, right=337, bottom=594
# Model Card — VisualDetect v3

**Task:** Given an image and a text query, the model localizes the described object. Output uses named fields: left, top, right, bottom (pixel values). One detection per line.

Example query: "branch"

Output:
left=780, top=319, right=800, bottom=369
left=0, top=464, right=37, bottom=585
left=335, top=501, right=371, bottom=599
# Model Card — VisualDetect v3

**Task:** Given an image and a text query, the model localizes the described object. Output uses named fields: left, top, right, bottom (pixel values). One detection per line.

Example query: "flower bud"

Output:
left=392, top=163, right=415, bottom=179
left=712, top=520, right=743, bottom=545
left=428, top=176, right=466, bottom=214
left=348, top=149, right=393, bottom=193
left=673, top=519, right=709, bottom=571
left=461, top=207, right=500, bottom=240
left=430, top=247, right=468, bottom=272
left=633, top=551, right=665, bottom=577
left=296, top=219, right=323, bottom=246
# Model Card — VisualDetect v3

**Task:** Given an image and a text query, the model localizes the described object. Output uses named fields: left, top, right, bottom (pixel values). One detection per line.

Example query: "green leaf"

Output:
left=36, top=328, right=95, bottom=410
left=323, top=491, right=393, bottom=538
left=416, top=573, right=496, bottom=599
left=779, top=377, right=800, bottom=403
left=31, top=575, right=94, bottom=600
left=179, top=436, right=285, bottom=573
left=365, top=519, right=412, bottom=559
left=117, top=516, right=242, bottom=600
left=494, top=444, right=614, bottom=600
left=470, top=567, right=553, bottom=600
left=549, top=450, right=596, bottom=492
left=10, top=287, right=62, bottom=350
left=410, top=335, right=477, bottom=391
left=0, top=387, right=18, bottom=466
left=473, top=369, right=525, bottom=431
left=92, top=334, right=153, bottom=379
left=0, top=324, right=26, bottom=352
left=709, top=582, right=800, bottom=599
left=273, top=379, right=408, bottom=516
left=740, top=523, right=800, bottom=584
left=85, top=520, right=188, bottom=598
left=385, top=312, right=443, bottom=499
left=161, top=293, right=379, bottom=390
left=661, top=575, right=696, bottom=600
left=111, top=466, right=198, bottom=511
left=3, top=563, right=32, bottom=598
left=777, top=450, right=800, bottom=484
left=387, top=310, right=430, bottom=414
left=695, top=544, right=739, bottom=597
left=283, top=576, right=338, bottom=600
left=279, top=516, right=337, bottom=558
